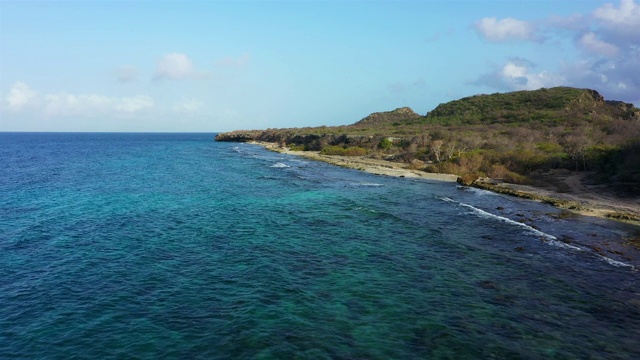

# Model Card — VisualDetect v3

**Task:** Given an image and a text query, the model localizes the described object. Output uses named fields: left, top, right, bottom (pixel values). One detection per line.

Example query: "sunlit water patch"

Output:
left=1, top=133, right=639, bottom=359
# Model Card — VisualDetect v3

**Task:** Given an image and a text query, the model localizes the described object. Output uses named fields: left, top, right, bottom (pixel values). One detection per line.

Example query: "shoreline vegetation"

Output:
left=252, top=140, right=640, bottom=225
left=216, top=87, right=640, bottom=227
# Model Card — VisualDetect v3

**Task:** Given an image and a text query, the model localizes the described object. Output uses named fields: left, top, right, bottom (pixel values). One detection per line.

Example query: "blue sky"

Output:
left=1, top=0, right=638, bottom=132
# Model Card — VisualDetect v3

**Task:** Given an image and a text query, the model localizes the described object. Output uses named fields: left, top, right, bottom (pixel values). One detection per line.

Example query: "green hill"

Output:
left=216, top=87, right=640, bottom=195
left=423, top=87, right=637, bottom=125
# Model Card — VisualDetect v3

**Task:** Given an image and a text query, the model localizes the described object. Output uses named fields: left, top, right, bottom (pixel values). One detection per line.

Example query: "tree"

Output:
left=443, top=141, right=457, bottom=161
left=561, top=133, right=592, bottom=171
left=430, top=139, right=444, bottom=162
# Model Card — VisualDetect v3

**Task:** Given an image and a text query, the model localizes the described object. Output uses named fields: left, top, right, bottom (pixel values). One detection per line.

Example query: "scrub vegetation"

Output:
left=216, top=87, right=640, bottom=196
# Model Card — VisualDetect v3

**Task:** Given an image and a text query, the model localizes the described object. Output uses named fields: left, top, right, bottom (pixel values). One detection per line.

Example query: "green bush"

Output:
left=343, top=147, right=368, bottom=156
left=320, top=145, right=368, bottom=156
left=288, top=144, right=307, bottom=151
left=537, top=142, right=563, bottom=153
left=378, top=137, right=393, bottom=150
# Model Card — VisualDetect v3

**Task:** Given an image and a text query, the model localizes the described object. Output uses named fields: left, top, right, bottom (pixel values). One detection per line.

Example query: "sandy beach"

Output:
left=253, top=141, right=640, bottom=226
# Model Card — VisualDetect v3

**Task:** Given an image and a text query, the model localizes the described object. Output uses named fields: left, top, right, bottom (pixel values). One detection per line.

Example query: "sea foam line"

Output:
left=440, top=197, right=635, bottom=269
left=457, top=186, right=497, bottom=196
left=440, top=197, right=574, bottom=246
left=270, top=162, right=290, bottom=168
left=596, top=255, right=635, bottom=269
left=350, top=182, right=385, bottom=187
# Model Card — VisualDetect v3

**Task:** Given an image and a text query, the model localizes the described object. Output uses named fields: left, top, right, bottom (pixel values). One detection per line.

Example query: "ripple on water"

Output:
left=0, top=133, right=639, bottom=359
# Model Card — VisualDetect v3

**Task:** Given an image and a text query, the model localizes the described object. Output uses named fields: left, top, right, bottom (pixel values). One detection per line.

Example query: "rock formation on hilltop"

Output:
left=354, top=107, right=421, bottom=126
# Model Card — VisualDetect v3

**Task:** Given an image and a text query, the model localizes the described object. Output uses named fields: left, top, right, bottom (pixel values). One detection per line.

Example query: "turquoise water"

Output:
left=1, top=132, right=639, bottom=359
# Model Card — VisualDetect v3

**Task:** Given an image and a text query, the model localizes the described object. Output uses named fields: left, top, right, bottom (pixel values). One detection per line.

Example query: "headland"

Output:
left=217, top=87, right=640, bottom=226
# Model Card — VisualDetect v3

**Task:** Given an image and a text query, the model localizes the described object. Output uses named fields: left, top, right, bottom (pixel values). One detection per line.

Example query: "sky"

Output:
left=1, top=0, right=638, bottom=132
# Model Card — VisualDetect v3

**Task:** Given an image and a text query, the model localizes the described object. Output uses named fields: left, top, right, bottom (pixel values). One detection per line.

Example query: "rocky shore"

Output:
left=252, top=141, right=458, bottom=181
left=252, top=141, right=640, bottom=226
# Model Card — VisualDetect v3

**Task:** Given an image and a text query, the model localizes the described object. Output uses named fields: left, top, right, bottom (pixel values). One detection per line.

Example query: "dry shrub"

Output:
left=434, top=161, right=461, bottom=175
left=486, top=164, right=510, bottom=179
left=343, top=147, right=368, bottom=156
left=504, top=171, right=529, bottom=184
left=457, top=172, right=481, bottom=186
left=457, top=153, right=484, bottom=174
left=320, top=145, right=368, bottom=156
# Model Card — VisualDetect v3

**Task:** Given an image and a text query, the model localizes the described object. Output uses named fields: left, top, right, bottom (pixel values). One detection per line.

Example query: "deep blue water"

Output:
left=1, top=132, right=639, bottom=359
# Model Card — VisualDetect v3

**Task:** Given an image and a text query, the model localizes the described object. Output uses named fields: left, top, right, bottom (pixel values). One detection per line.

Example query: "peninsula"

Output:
left=216, top=87, right=640, bottom=224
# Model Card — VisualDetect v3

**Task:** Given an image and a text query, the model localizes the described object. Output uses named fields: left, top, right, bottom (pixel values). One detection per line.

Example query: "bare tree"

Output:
left=444, top=141, right=457, bottom=161
left=430, top=139, right=444, bottom=162
left=458, top=134, right=485, bottom=156
left=418, top=132, right=431, bottom=148
left=561, top=133, right=592, bottom=171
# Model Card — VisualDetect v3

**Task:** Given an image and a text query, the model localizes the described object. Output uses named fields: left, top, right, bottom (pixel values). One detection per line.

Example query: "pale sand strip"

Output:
left=250, top=141, right=640, bottom=224
left=251, top=141, right=458, bottom=182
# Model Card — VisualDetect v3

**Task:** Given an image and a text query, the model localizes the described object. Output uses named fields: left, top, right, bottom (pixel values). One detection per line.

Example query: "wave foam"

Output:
left=459, top=186, right=497, bottom=196
left=596, top=255, right=635, bottom=269
left=440, top=197, right=579, bottom=249
left=441, top=197, right=635, bottom=269
left=350, top=182, right=384, bottom=187
left=270, top=163, right=290, bottom=168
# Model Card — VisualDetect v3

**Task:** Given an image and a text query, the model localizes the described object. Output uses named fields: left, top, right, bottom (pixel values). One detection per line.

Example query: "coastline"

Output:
left=252, top=140, right=640, bottom=267
left=252, top=141, right=640, bottom=226
left=252, top=141, right=459, bottom=181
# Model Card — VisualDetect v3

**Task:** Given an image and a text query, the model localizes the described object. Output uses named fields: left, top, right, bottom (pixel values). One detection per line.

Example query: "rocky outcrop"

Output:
left=605, top=100, right=640, bottom=120
left=456, top=173, right=481, bottom=186
left=215, top=129, right=387, bottom=151
left=354, top=107, right=422, bottom=126
left=214, top=131, right=261, bottom=142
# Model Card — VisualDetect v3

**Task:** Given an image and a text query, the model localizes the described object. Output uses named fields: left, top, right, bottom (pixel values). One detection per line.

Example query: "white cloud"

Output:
left=154, top=53, right=208, bottom=80
left=473, top=1, right=640, bottom=105
left=474, top=59, right=564, bottom=91
left=43, top=93, right=154, bottom=117
left=503, top=63, right=563, bottom=90
left=578, top=32, right=619, bottom=57
left=559, top=56, right=640, bottom=104
left=6, top=82, right=37, bottom=111
left=593, top=0, right=640, bottom=36
left=2, top=82, right=156, bottom=119
left=474, top=17, right=535, bottom=42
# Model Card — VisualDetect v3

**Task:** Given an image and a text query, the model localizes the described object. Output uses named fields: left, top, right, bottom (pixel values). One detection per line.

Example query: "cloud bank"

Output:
left=474, top=0, right=640, bottom=104
left=6, top=82, right=37, bottom=111
left=593, top=0, right=640, bottom=39
left=474, top=17, right=536, bottom=42
left=43, top=93, right=154, bottom=117
left=473, top=59, right=564, bottom=91
left=2, top=82, right=155, bottom=117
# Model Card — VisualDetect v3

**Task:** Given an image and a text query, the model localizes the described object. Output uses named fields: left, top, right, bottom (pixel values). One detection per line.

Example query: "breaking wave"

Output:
left=349, top=182, right=385, bottom=187
left=440, top=197, right=634, bottom=269
left=270, top=162, right=290, bottom=168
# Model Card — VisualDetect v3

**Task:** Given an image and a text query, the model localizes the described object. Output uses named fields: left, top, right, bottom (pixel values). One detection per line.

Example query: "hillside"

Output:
left=424, top=87, right=638, bottom=125
left=216, top=87, right=640, bottom=196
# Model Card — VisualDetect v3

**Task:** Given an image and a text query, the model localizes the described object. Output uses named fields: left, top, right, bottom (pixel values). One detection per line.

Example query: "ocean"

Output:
left=1, top=132, right=639, bottom=359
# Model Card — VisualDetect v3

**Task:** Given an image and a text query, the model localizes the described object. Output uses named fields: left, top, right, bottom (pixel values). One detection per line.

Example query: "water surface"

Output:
left=1, top=132, right=639, bottom=359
